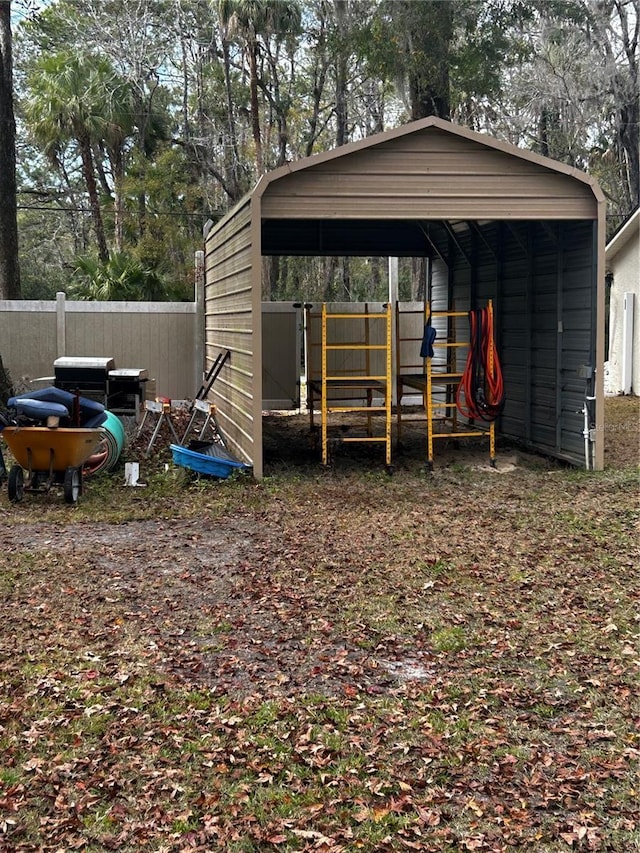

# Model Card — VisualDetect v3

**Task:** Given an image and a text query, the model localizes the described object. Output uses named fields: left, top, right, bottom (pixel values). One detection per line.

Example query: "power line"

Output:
left=17, top=203, right=215, bottom=219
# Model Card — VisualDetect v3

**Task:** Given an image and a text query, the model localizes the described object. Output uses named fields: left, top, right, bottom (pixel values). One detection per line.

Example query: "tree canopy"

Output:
left=6, top=0, right=638, bottom=301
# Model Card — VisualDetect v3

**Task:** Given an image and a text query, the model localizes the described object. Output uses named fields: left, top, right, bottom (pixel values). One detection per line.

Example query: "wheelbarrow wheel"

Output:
left=8, top=465, right=24, bottom=503
left=63, top=466, right=81, bottom=504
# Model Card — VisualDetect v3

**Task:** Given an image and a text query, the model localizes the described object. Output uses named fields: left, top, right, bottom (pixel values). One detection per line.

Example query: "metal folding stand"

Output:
left=181, top=399, right=227, bottom=447
left=138, top=397, right=181, bottom=456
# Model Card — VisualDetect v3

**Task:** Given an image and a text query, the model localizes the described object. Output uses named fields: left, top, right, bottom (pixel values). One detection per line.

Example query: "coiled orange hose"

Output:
left=456, top=303, right=505, bottom=422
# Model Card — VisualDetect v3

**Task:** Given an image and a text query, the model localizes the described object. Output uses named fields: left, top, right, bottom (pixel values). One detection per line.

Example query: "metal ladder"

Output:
left=425, top=302, right=495, bottom=469
left=320, top=303, right=393, bottom=470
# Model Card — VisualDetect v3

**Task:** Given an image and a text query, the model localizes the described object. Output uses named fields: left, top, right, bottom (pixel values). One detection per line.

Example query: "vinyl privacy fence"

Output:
left=0, top=294, right=199, bottom=401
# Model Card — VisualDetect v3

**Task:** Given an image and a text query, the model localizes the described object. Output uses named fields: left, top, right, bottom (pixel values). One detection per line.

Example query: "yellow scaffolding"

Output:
left=395, top=301, right=496, bottom=469
left=395, top=302, right=431, bottom=446
left=307, top=303, right=392, bottom=469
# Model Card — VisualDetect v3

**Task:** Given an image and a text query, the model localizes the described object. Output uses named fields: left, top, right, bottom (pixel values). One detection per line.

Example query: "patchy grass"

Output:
left=0, top=397, right=638, bottom=851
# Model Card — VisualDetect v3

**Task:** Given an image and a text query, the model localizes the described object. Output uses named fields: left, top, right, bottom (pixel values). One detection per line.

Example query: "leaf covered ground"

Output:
left=0, top=397, right=638, bottom=852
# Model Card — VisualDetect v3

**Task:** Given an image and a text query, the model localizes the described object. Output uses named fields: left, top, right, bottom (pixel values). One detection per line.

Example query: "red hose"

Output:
left=456, top=303, right=505, bottom=422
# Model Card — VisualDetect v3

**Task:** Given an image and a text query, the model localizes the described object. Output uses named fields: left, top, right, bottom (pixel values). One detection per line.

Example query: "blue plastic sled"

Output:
left=170, top=441, right=250, bottom=479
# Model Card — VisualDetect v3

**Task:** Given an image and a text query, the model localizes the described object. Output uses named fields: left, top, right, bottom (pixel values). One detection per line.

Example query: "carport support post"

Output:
left=195, top=250, right=205, bottom=389
left=56, top=291, right=66, bottom=357
left=389, top=257, right=399, bottom=406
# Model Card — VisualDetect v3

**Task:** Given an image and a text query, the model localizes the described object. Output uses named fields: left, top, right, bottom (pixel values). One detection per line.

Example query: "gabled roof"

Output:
left=211, top=116, right=604, bottom=242
left=606, top=207, right=640, bottom=261
left=255, top=115, right=605, bottom=202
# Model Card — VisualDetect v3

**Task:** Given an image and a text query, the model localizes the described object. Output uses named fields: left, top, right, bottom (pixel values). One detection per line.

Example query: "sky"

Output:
left=10, top=0, right=50, bottom=27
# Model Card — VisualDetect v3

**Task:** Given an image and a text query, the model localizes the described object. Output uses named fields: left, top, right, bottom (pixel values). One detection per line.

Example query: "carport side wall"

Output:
left=430, top=221, right=599, bottom=467
left=204, top=197, right=261, bottom=474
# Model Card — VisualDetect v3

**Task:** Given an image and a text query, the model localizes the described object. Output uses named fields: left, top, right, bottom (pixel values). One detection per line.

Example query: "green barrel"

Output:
left=84, top=411, right=126, bottom=475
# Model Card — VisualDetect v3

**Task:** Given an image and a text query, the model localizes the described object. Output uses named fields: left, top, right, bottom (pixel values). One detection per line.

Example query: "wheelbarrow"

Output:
left=1, top=425, right=103, bottom=504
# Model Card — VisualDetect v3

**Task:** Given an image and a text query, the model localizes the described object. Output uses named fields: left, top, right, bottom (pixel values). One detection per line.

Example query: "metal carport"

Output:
left=203, top=116, right=606, bottom=479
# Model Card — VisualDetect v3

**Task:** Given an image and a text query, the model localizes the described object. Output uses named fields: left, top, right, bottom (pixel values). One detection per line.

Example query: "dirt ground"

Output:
left=1, top=395, right=637, bottom=699
left=262, top=394, right=639, bottom=472
left=0, top=395, right=638, bottom=852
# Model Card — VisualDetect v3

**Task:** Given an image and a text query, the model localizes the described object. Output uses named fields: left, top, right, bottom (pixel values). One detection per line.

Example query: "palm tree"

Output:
left=101, top=80, right=135, bottom=252
left=23, top=52, right=128, bottom=262
left=69, top=253, right=165, bottom=301
left=218, top=0, right=301, bottom=175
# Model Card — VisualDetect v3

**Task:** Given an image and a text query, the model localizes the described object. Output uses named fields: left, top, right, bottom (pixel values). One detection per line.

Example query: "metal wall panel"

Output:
left=558, top=222, right=597, bottom=460
left=494, top=221, right=596, bottom=464
left=204, top=199, right=257, bottom=467
left=420, top=219, right=596, bottom=465
left=262, top=126, right=597, bottom=222
left=261, top=196, right=596, bottom=220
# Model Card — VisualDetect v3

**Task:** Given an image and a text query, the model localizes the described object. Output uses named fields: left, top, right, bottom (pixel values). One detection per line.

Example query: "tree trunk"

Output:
left=334, top=0, right=348, bottom=147
left=262, top=256, right=279, bottom=300
left=323, top=257, right=337, bottom=301
left=615, top=0, right=640, bottom=208
left=77, top=129, right=109, bottom=262
left=0, top=351, right=14, bottom=402
left=412, top=257, right=427, bottom=301
left=340, top=257, right=351, bottom=300
left=249, top=43, right=264, bottom=175
left=371, top=257, right=383, bottom=296
left=112, top=145, right=125, bottom=253
left=401, top=0, right=453, bottom=120
left=305, top=6, right=329, bottom=157
left=0, top=0, right=21, bottom=299
left=221, top=35, right=243, bottom=201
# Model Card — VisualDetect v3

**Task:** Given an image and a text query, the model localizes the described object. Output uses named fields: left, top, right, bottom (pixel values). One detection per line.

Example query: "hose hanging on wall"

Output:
left=456, top=302, right=505, bottom=422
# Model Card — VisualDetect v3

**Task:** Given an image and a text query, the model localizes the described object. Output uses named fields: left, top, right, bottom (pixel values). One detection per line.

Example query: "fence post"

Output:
left=56, top=291, right=66, bottom=357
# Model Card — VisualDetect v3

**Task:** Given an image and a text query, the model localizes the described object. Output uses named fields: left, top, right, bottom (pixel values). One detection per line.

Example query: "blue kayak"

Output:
left=6, top=398, right=69, bottom=420
left=8, top=386, right=107, bottom=428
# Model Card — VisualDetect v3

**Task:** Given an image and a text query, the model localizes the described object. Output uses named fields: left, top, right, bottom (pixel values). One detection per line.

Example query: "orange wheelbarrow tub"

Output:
left=2, top=426, right=103, bottom=504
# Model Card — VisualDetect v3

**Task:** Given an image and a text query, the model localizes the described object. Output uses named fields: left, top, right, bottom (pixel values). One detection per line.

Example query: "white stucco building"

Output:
left=606, top=207, right=640, bottom=396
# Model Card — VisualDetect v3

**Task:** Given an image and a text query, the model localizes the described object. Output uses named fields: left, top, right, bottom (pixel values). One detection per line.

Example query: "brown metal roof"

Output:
left=257, top=117, right=603, bottom=226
